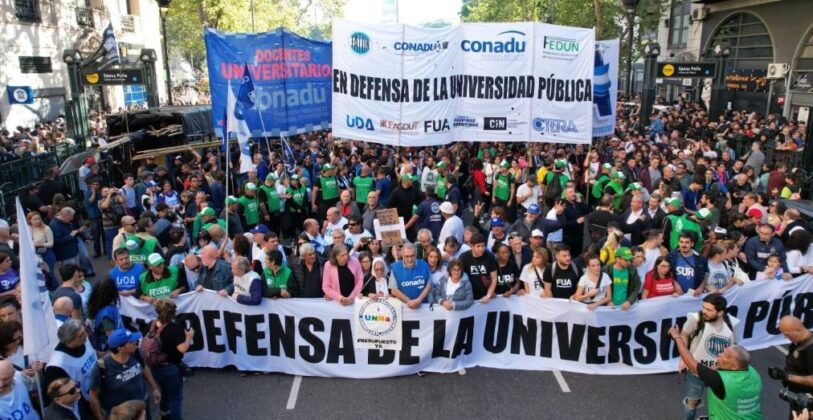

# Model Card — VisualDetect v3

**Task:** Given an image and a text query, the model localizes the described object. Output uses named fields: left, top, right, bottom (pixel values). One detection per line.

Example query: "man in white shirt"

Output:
left=344, top=216, right=373, bottom=245
left=515, top=177, right=541, bottom=213
left=438, top=201, right=464, bottom=245
left=322, top=207, right=348, bottom=246
left=0, top=360, right=37, bottom=420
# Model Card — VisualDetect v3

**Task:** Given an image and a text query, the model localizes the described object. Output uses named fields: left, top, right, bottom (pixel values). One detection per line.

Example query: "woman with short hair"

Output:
left=322, top=245, right=363, bottom=305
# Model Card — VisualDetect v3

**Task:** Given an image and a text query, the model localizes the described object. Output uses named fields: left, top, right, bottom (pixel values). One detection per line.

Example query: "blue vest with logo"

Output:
left=391, top=259, right=431, bottom=302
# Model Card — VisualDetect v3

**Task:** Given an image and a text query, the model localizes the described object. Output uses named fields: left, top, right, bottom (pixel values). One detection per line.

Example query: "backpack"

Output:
left=688, top=311, right=735, bottom=347
left=140, top=321, right=169, bottom=367
left=544, top=172, right=563, bottom=203
left=109, top=199, right=126, bottom=226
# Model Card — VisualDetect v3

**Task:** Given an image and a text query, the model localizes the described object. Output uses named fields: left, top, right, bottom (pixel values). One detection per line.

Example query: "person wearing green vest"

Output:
left=193, top=207, right=222, bottom=240
left=544, top=159, right=570, bottom=191
left=352, top=164, right=374, bottom=206
left=312, top=163, right=340, bottom=223
left=602, top=247, right=641, bottom=310
left=670, top=324, right=762, bottom=420
left=591, top=163, right=613, bottom=200
left=663, top=198, right=704, bottom=252
left=492, top=160, right=515, bottom=208
left=259, top=173, right=282, bottom=234
left=603, top=170, right=626, bottom=211
left=286, top=174, right=308, bottom=238
left=261, top=249, right=292, bottom=298
left=238, top=182, right=263, bottom=231
left=120, top=235, right=159, bottom=265
left=137, top=253, right=186, bottom=303
left=435, top=162, right=449, bottom=200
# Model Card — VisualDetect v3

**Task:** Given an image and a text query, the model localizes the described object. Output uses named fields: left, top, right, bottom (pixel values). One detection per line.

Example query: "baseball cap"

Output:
left=265, top=173, right=278, bottom=181
left=291, top=174, right=300, bottom=181
left=245, top=182, right=257, bottom=191
left=146, top=180, right=158, bottom=188
left=107, top=328, right=142, bottom=349
left=250, top=224, right=269, bottom=235
left=531, top=229, right=544, bottom=238
left=554, top=159, right=567, bottom=169
left=322, top=163, right=333, bottom=170
left=490, top=217, right=504, bottom=228
left=616, top=247, right=634, bottom=261
left=613, top=171, right=626, bottom=180
left=199, top=207, right=216, bottom=218
left=146, top=253, right=164, bottom=267
left=666, top=198, right=683, bottom=208
left=696, top=208, right=712, bottom=220
left=437, top=162, right=448, bottom=170
left=747, top=208, right=763, bottom=219
left=499, top=160, right=510, bottom=168
left=85, top=157, right=95, bottom=164
left=625, top=182, right=642, bottom=192
left=528, top=203, right=540, bottom=214
left=225, top=196, right=238, bottom=205
left=602, top=163, right=613, bottom=170
left=439, top=201, right=454, bottom=214
left=124, top=239, right=139, bottom=251
left=174, top=155, right=183, bottom=161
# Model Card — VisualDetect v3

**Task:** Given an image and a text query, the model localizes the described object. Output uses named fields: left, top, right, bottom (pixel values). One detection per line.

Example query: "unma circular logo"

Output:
left=350, top=32, right=370, bottom=55
left=358, top=299, right=398, bottom=337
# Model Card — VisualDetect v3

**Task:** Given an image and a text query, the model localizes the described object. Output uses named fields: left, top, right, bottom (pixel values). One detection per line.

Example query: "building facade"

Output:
left=0, top=0, right=166, bottom=131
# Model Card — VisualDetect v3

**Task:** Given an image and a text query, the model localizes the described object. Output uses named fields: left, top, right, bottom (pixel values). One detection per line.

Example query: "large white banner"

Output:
left=331, top=20, right=595, bottom=146
left=120, top=276, right=813, bottom=378
left=593, top=39, right=619, bottom=138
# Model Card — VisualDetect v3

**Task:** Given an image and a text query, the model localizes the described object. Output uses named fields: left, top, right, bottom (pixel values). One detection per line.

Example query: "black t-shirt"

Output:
left=495, top=259, right=520, bottom=294
left=787, top=337, right=813, bottom=393
left=542, top=263, right=580, bottom=299
left=160, top=321, right=186, bottom=365
left=459, top=250, right=497, bottom=299
left=337, top=264, right=355, bottom=297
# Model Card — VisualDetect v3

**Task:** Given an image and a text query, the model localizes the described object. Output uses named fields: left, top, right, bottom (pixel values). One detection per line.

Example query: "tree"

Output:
left=165, top=0, right=346, bottom=72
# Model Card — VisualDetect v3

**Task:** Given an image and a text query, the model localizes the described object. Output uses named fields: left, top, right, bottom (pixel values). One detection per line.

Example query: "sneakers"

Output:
left=458, top=368, right=466, bottom=376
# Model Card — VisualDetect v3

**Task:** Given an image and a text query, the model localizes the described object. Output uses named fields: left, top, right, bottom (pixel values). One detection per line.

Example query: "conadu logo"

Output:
left=461, top=30, right=527, bottom=54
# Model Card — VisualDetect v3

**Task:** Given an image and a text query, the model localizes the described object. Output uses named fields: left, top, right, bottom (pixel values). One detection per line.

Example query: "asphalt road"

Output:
left=177, top=346, right=790, bottom=419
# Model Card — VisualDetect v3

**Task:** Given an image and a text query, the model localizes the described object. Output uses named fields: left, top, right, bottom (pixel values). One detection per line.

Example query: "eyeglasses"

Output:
left=348, top=223, right=358, bottom=226
left=59, top=385, right=79, bottom=397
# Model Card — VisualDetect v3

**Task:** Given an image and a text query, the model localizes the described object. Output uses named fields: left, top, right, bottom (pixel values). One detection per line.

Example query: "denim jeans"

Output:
left=104, top=227, right=118, bottom=261
left=152, top=363, right=184, bottom=420
left=683, top=371, right=706, bottom=420
left=89, top=218, right=103, bottom=256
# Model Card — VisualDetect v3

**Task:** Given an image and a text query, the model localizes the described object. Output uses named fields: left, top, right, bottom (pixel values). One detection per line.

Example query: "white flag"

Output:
left=226, top=80, right=255, bottom=174
left=16, top=199, right=59, bottom=360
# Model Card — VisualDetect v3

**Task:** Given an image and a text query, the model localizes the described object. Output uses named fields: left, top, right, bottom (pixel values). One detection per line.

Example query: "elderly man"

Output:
left=110, top=215, right=137, bottom=254
left=0, top=359, right=37, bottom=419
left=389, top=243, right=432, bottom=310
left=232, top=256, right=262, bottom=305
left=743, top=223, right=790, bottom=279
left=361, top=190, right=381, bottom=235
left=53, top=296, right=75, bottom=327
left=302, top=218, right=326, bottom=254
left=195, top=245, right=233, bottom=296
left=322, top=207, right=348, bottom=246
left=44, top=376, right=82, bottom=419
left=44, top=319, right=98, bottom=419
left=50, top=207, right=83, bottom=266
left=290, top=243, right=325, bottom=298
left=438, top=201, right=464, bottom=246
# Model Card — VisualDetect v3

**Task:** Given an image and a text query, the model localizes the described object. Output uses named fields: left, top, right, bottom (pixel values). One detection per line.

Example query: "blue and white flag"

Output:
left=16, top=198, right=58, bottom=361
left=226, top=79, right=255, bottom=174
left=97, top=23, right=121, bottom=70
left=593, top=39, right=619, bottom=137
left=281, top=136, right=296, bottom=174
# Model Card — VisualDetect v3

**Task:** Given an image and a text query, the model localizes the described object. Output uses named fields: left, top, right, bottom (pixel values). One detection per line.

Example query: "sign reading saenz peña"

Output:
left=657, top=62, right=716, bottom=79
left=84, top=69, right=145, bottom=86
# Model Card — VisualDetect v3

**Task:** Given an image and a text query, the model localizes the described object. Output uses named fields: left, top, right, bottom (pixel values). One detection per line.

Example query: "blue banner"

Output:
left=204, top=28, right=332, bottom=137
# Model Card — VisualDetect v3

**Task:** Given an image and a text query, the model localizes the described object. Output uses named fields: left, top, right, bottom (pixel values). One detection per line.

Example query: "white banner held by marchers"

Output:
left=332, top=19, right=595, bottom=146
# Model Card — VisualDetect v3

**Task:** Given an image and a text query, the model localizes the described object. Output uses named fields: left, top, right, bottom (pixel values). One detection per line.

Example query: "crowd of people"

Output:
left=0, top=94, right=811, bottom=419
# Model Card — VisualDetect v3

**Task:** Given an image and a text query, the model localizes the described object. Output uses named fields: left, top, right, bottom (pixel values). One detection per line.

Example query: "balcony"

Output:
left=120, top=14, right=135, bottom=32
left=14, top=0, right=41, bottom=22
left=75, top=6, right=94, bottom=28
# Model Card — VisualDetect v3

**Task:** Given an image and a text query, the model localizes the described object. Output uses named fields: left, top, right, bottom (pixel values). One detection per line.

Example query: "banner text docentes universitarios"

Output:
left=120, top=276, right=813, bottom=378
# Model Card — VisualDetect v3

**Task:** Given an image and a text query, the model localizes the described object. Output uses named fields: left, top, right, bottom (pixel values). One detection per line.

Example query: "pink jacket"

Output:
left=322, top=256, right=364, bottom=301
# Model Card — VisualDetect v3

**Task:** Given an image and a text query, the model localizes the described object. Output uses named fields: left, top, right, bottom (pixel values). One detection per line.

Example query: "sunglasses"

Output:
left=348, top=223, right=358, bottom=226
left=59, top=385, right=79, bottom=397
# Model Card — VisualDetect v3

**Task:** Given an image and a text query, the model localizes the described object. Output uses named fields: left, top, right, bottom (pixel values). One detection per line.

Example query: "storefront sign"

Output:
left=725, top=68, right=768, bottom=92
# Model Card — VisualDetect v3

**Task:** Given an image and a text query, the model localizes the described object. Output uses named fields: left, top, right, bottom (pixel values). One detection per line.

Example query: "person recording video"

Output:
left=770, top=316, right=813, bottom=416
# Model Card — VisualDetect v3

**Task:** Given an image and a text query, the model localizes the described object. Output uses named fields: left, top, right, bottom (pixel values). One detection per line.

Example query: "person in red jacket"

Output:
left=642, top=255, right=683, bottom=299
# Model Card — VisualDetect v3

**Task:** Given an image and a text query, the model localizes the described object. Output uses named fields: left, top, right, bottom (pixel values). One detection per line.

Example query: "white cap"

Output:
left=439, top=201, right=454, bottom=214
left=531, top=229, right=544, bottom=238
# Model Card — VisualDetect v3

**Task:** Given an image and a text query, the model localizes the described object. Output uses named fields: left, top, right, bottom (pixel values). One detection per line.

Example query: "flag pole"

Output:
left=224, top=80, right=231, bottom=239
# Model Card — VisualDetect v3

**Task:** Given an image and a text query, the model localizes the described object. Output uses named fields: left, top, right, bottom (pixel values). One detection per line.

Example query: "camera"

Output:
left=779, top=388, right=813, bottom=410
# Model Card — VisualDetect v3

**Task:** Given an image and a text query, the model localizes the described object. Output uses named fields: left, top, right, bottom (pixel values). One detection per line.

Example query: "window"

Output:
left=14, top=0, right=40, bottom=22
left=18, top=56, right=52, bottom=73
left=124, top=84, right=147, bottom=108
left=668, top=0, right=690, bottom=49
left=705, top=13, right=773, bottom=69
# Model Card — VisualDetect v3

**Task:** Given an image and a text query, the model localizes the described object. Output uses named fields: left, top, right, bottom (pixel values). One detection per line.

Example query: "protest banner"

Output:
left=354, top=297, right=403, bottom=350
left=593, top=39, right=619, bottom=138
left=205, top=28, right=332, bottom=137
left=120, top=275, right=813, bottom=378
left=331, top=20, right=595, bottom=146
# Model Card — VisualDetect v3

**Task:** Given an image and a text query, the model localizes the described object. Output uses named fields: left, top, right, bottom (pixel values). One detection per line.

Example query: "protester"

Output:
left=45, top=319, right=98, bottom=418
left=388, top=243, right=432, bottom=309
left=44, top=377, right=82, bottom=419
left=150, top=299, right=193, bottom=420
left=322, top=245, right=363, bottom=305
left=0, top=359, right=37, bottom=420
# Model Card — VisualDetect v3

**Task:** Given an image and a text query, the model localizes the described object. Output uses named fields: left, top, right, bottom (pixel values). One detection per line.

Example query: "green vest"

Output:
left=192, top=215, right=202, bottom=240
left=259, top=184, right=281, bottom=212
left=605, top=181, right=624, bottom=210
left=435, top=174, right=448, bottom=200
left=592, top=174, right=610, bottom=199
left=494, top=173, right=513, bottom=201
left=121, top=234, right=157, bottom=264
left=263, top=265, right=292, bottom=289
left=353, top=176, right=374, bottom=203
left=545, top=172, right=569, bottom=189
left=666, top=213, right=704, bottom=252
left=139, top=266, right=179, bottom=299
left=238, top=195, right=260, bottom=226
left=287, top=185, right=306, bottom=208
left=320, top=176, right=339, bottom=201
left=707, top=366, right=762, bottom=420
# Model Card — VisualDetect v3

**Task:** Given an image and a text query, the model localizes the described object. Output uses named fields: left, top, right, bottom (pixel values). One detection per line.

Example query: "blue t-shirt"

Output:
left=376, top=177, right=392, bottom=207
left=109, top=265, right=144, bottom=292
left=0, top=269, right=19, bottom=293
left=390, top=259, right=430, bottom=302
left=415, top=198, right=444, bottom=241
left=674, top=253, right=697, bottom=292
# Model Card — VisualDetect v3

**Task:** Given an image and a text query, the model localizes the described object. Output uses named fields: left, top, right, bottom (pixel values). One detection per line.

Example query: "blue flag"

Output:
left=281, top=136, right=296, bottom=174
left=236, top=64, right=255, bottom=120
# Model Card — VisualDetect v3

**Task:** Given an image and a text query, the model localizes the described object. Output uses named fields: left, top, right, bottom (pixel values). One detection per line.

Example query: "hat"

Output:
left=554, top=159, right=567, bottom=169
left=696, top=208, right=712, bottom=220
left=146, top=180, right=158, bottom=188
left=107, top=328, right=142, bottom=349
left=499, top=160, right=510, bottom=168
left=322, top=163, right=333, bottom=170
left=616, top=247, right=634, bottom=261
left=490, top=217, right=504, bottom=228
left=439, top=201, right=454, bottom=214
left=528, top=203, right=540, bottom=214
left=714, top=226, right=728, bottom=237
left=146, top=253, right=165, bottom=267
left=199, top=207, right=216, bottom=218
left=291, top=174, right=300, bottom=181
left=613, top=171, right=626, bottom=180
left=85, top=157, right=95, bottom=164
left=602, top=163, right=613, bottom=170
left=747, top=208, right=763, bottom=220
left=245, top=182, right=257, bottom=191
left=625, top=182, right=642, bottom=192
left=265, top=173, right=278, bottom=182
left=174, top=155, right=183, bottom=160
left=250, top=224, right=269, bottom=235
left=666, top=198, right=683, bottom=208
left=225, top=196, right=238, bottom=205
left=531, top=229, right=544, bottom=238
left=437, top=162, right=448, bottom=170
left=124, top=239, right=139, bottom=251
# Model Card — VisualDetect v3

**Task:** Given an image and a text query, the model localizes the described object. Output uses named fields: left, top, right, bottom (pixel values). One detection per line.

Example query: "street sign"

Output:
left=83, top=69, right=144, bottom=85
left=657, top=62, right=716, bottom=78
left=7, top=86, right=34, bottom=104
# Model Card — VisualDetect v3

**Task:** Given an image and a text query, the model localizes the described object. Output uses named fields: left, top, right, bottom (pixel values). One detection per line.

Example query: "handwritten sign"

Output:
left=376, top=208, right=399, bottom=226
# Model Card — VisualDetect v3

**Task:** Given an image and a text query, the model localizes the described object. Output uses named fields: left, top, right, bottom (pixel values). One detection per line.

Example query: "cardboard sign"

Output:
left=377, top=208, right=399, bottom=225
